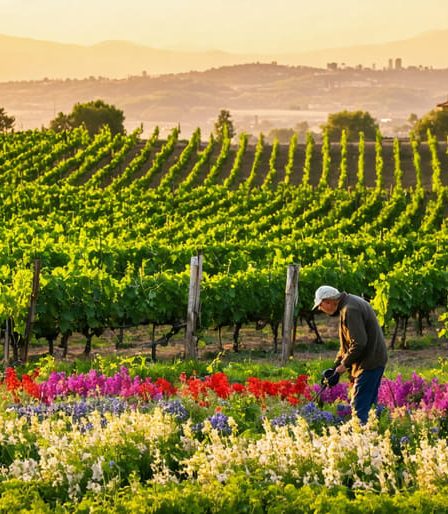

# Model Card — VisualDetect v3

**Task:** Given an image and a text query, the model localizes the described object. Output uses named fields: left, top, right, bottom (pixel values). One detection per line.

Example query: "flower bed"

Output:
left=1, top=365, right=448, bottom=511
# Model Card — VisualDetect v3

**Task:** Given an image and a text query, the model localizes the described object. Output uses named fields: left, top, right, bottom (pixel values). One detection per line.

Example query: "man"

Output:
left=312, top=285, right=387, bottom=423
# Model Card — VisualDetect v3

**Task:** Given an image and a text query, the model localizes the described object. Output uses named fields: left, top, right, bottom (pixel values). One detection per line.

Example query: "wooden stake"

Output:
left=281, top=264, right=299, bottom=365
left=185, top=253, right=203, bottom=359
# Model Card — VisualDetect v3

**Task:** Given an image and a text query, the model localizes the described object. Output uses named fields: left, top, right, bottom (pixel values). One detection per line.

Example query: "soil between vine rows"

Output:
left=27, top=310, right=448, bottom=373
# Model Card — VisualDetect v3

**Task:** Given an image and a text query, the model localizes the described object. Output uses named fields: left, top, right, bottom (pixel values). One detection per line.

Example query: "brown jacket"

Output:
left=334, top=293, right=387, bottom=378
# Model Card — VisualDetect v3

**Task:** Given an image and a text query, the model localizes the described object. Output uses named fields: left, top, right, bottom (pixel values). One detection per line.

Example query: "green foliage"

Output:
left=0, top=127, right=446, bottom=358
left=49, top=112, right=72, bottom=132
left=318, top=129, right=331, bottom=188
left=223, top=132, right=248, bottom=189
left=337, top=129, right=348, bottom=189
left=159, top=128, right=200, bottom=191
left=262, top=137, right=279, bottom=188
left=49, top=99, right=125, bottom=136
left=0, top=107, right=16, bottom=133
left=356, top=131, right=365, bottom=189
left=322, top=110, right=379, bottom=142
left=392, top=137, right=403, bottom=193
left=179, top=134, right=215, bottom=191
left=283, top=132, right=297, bottom=185
left=426, top=129, right=443, bottom=193
left=375, top=129, right=384, bottom=191
left=245, top=132, right=264, bottom=187
left=204, top=129, right=231, bottom=187
left=3, top=478, right=448, bottom=513
left=0, top=480, right=54, bottom=513
left=439, top=313, right=448, bottom=339
left=214, top=109, right=235, bottom=141
left=371, top=254, right=448, bottom=328
left=413, top=108, right=448, bottom=140
left=410, top=135, right=423, bottom=191
left=302, top=131, right=314, bottom=186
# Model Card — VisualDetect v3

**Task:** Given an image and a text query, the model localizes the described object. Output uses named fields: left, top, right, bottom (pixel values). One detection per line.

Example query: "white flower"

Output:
left=86, top=481, right=102, bottom=494
left=91, top=457, right=104, bottom=482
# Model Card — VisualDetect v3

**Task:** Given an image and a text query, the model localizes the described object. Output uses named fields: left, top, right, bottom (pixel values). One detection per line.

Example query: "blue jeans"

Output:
left=351, top=367, right=385, bottom=424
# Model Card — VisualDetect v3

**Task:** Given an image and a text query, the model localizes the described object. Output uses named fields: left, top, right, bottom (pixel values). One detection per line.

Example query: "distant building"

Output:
left=436, top=99, right=448, bottom=111
left=395, top=58, right=402, bottom=70
left=388, top=58, right=393, bottom=70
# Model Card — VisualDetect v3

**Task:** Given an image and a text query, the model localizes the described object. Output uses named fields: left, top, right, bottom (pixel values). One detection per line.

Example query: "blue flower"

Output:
left=208, top=412, right=231, bottom=435
left=271, top=412, right=298, bottom=427
left=160, top=400, right=189, bottom=422
left=298, top=402, right=338, bottom=425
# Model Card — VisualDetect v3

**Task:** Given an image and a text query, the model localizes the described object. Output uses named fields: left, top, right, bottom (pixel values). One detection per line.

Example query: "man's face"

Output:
left=318, top=299, right=338, bottom=316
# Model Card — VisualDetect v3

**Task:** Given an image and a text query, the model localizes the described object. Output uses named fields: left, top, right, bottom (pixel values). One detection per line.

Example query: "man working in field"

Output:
left=312, top=285, right=388, bottom=423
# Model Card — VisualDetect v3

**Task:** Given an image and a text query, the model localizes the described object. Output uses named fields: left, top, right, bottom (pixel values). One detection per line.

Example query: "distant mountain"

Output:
left=0, top=34, right=255, bottom=81
left=0, top=30, right=447, bottom=82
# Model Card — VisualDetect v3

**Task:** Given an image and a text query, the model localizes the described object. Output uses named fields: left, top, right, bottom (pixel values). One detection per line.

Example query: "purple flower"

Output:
left=312, top=383, right=349, bottom=403
left=36, top=367, right=164, bottom=403
left=378, top=373, right=448, bottom=412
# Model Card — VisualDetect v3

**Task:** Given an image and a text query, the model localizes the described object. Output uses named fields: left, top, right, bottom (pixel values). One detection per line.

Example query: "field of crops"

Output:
left=0, top=126, right=448, bottom=511
left=0, top=126, right=446, bottom=358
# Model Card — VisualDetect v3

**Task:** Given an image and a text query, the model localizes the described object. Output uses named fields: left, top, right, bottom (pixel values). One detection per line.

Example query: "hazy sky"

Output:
left=1, top=0, right=447, bottom=54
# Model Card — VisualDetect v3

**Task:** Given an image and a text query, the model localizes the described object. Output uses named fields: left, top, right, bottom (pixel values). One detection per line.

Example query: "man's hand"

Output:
left=321, top=368, right=340, bottom=387
left=335, top=363, right=347, bottom=375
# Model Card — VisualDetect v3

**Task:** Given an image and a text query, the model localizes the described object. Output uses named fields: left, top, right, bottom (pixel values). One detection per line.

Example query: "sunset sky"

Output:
left=0, top=0, right=447, bottom=53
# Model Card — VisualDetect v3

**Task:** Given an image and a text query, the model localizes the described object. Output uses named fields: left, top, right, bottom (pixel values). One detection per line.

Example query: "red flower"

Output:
left=204, top=373, right=232, bottom=399
left=231, top=383, right=246, bottom=394
left=155, top=377, right=177, bottom=397
left=3, top=367, right=41, bottom=402
left=181, top=376, right=205, bottom=400
left=21, top=374, right=40, bottom=399
left=246, top=374, right=310, bottom=402
left=5, top=367, right=21, bottom=392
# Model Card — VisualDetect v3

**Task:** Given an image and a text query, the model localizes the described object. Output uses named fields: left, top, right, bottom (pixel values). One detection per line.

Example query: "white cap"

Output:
left=312, top=285, right=341, bottom=310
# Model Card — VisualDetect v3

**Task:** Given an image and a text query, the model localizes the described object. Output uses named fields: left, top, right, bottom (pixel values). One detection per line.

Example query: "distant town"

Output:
left=1, top=61, right=447, bottom=139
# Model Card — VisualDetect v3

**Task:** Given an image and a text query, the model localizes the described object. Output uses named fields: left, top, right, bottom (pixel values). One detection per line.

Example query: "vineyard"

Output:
left=1, top=125, right=448, bottom=512
left=0, top=126, right=447, bottom=361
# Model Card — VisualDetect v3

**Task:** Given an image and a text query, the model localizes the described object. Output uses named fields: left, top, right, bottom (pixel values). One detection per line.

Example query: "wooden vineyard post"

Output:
left=281, top=264, right=299, bottom=365
left=185, top=253, right=203, bottom=360
left=20, top=259, right=41, bottom=363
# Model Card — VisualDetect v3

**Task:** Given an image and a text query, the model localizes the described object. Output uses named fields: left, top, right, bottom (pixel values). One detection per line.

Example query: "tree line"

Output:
left=1, top=102, right=448, bottom=141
